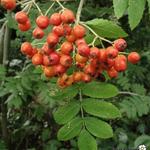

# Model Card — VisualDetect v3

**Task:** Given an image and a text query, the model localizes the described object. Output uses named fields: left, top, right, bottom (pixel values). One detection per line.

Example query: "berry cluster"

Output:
left=15, top=8, right=140, bottom=88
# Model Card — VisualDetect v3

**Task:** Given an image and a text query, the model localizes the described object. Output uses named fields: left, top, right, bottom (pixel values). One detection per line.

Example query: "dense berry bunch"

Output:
left=15, top=9, right=140, bottom=88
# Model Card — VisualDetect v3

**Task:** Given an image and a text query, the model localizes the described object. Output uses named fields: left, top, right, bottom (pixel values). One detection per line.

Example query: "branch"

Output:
left=76, top=0, right=85, bottom=24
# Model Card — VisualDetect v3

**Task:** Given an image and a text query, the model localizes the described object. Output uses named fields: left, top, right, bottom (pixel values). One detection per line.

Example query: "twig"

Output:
left=80, top=22, right=113, bottom=45
left=45, top=2, right=55, bottom=16
left=32, top=0, right=43, bottom=15
left=76, top=0, right=85, bottom=24
left=56, top=0, right=65, bottom=10
left=119, top=91, right=140, bottom=97
left=119, top=52, right=129, bottom=55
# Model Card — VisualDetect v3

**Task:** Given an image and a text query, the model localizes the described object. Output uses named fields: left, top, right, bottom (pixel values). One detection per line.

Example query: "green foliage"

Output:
left=82, top=98, right=121, bottom=119
left=86, top=19, right=128, bottom=38
left=113, top=0, right=128, bottom=19
left=57, top=117, right=83, bottom=141
left=78, top=129, right=97, bottom=150
left=0, top=0, right=150, bottom=149
left=53, top=101, right=80, bottom=124
left=82, top=81, right=119, bottom=98
left=134, top=135, right=150, bottom=148
left=84, top=117, right=113, bottom=139
left=128, top=0, right=146, bottom=30
left=119, top=96, right=150, bottom=119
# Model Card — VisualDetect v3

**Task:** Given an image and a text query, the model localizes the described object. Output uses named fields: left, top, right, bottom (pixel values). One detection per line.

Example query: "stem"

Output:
left=32, top=0, right=43, bottom=15
left=80, top=22, right=113, bottom=45
left=119, top=52, right=129, bottom=55
left=45, top=2, right=55, bottom=16
left=119, top=91, right=140, bottom=97
left=76, top=0, right=85, bottom=24
left=79, top=89, right=84, bottom=118
left=56, top=0, right=65, bottom=9
left=0, top=22, right=6, bottom=64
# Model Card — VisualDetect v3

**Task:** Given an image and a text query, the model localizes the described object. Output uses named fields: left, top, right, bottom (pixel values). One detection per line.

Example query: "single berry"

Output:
left=73, top=25, right=86, bottom=38
left=18, top=19, right=31, bottom=31
left=61, top=9, right=75, bottom=23
left=114, top=38, right=127, bottom=51
left=106, top=46, right=118, bottom=58
left=52, top=25, right=64, bottom=37
left=75, top=53, right=88, bottom=63
left=36, top=16, right=49, bottom=29
left=50, top=13, right=62, bottom=26
left=60, top=55, right=72, bottom=67
left=60, top=41, right=73, bottom=55
left=90, top=47, right=99, bottom=58
left=33, top=27, right=44, bottom=39
left=21, top=42, right=33, bottom=55
left=42, top=43, right=54, bottom=55
left=32, top=53, right=43, bottom=65
left=77, top=43, right=90, bottom=57
left=128, top=52, right=140, bottom=64
left=15, top=11, right=28, bottom=24
left=47, top=33, right=59, bottom=47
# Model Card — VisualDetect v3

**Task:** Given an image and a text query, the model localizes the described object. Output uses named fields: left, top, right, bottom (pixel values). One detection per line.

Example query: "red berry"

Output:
left=1, top=0, right=16, bottom=10
left=50, top=13, right=62, bottom=26
left=52, top=25, right=64, bottom=37
left=61, top=9, right=75, bottom=23
left=107, top=67, right=118, bottom=78
left=99, top=49, right=107, bottom=62
left=18, top=19, right=31, bottom=32
left=77, top=44, right=90, bottom=57
left=66, top=34, right=76, bottom=43
left=42, top=43, right=54, bottom=55
left=114, top=57, right=127, bottom=72
left=75, top=38, right=86, bottom=46
left=33, top=27, right=44, bottom=39
left=84, top=64, right=96, bottom=76
left=15, top=11, right=28, bottom=24
left=73, top=25, right=86, bottom=38
left=114, top=38, right=127, bottom=51
left=44, top=66, right=55, bottom=78
left=48, top=52, right=60, bottom=65
left=128, top=52, right=140, bottom=64
left=61, top=41, right=73, bottom=55
left=60, top=55, right=72, bottom=67
left=90, top=47, right=99, bottom=58
left=43, top=55, right=52, bottom=66
left=63, top=24, right=72, bottom=35
left=21, top=42, right=33, bottom=55
left=82, top=73, right=91, bottom=83
left=118, top=54, right=127, bottom=62
left=73, top=72, right=83, bottom=82
left=47, top=33, right=59, bottom=47
left=75, top=53, right=88, bottom=63
left=106, top=46, right=118, bottom=58
left=28, top=48, right=38, bottom=58
left=54, top=64, right=67, bottom=76
left=36, top=16, right=49, bottom=29
left=32, top=53, right=43, bottom=65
